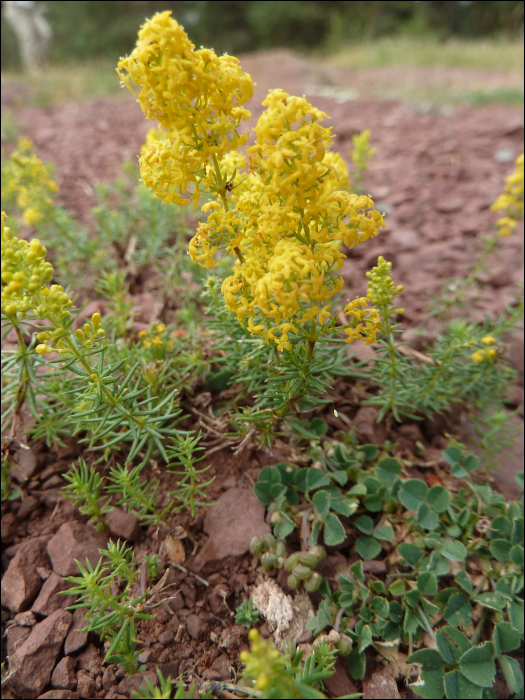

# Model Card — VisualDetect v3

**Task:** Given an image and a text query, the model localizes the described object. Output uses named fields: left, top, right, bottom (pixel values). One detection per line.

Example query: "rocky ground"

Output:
left=1, top=50, right=524, bottom=699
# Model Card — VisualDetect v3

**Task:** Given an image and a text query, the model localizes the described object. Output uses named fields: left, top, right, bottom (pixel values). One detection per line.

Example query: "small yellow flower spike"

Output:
left=350, top=129, right=376, bottom=172
left=366, top=256, right=403, bottom=308
left=490, top=154, right=524, bottom=237
left=1, top=138, right=58, bottom=226
left=481, top=336, right=496, bottom=345
left=240, top=629, right=290, bottom=694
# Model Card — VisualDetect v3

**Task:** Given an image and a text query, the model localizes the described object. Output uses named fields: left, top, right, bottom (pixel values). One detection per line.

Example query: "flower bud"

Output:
left=284, top=552, right=300, bottom=572
left=292, top=564, right=313, bottom=581
left=75, top=329, right=86, bottom=342
left=274, top=541, right=286, bottom=559
left=287, top=574, right=299, bottom=590
left=261, top=552, right=279, bottom=570
left=337, top=634, right=352, bottom=656
left=297, top=551, right=319, bottom=568
left=309, top=545, right=326, bottom=562
left=262, top=533, right=277, bottom=549
left=304, top=572, right=322, bottom=592
left=36, top=344, right=49, bottom=355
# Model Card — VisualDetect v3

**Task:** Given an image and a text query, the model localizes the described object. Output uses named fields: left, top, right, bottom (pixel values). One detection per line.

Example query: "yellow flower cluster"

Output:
left=2, top=212, right=105, bottom=356
left=490, top=154, right=524, bottom=237
left=117, top=11, right=253, bottom=207
left=471, top=335, right=498, bottom=363
left=191, top=90, right=385, bottom=350
left=138, top=322, right=174, bottom=360
left=342, top=296, right=380, bottom=345
left=1, top=137, right=58, bottom=226
left=240, top=629, right=290, bottom=693
left=1, top=211, right=54, bottom=317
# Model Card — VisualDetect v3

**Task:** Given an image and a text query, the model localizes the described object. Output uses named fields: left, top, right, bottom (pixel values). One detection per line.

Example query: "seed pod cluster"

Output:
left=283, top=546, right=326, bottom=592
left=249, top=533, right=286, bottom=570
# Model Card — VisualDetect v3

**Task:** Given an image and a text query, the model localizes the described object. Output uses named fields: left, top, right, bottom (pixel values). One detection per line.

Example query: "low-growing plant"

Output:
left=61, top=540, right=155, bottom=675
left=2, top=9, right=524, bottom=694
left=251, top=444, right=524, bottom=696
left=235, top=597, right=260, bottom=627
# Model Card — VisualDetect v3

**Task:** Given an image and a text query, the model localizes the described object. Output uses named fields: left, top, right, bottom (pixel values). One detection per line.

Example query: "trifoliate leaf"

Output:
left=398, top=479, right=428, bottom=511
left=458, top=641, right=496, bottom=688
left=323, top=512, right=346, bottom=546
left=355, top=536, right=382, bottom=560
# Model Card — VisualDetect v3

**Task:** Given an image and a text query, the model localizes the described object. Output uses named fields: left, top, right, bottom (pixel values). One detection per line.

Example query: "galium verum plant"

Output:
left=117, top=11, right=385, bottom=417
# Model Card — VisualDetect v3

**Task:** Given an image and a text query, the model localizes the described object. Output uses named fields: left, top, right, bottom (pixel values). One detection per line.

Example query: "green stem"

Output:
left=438, top=235, right=498, bottom=316
left=210, top=152, right=245, bottom=265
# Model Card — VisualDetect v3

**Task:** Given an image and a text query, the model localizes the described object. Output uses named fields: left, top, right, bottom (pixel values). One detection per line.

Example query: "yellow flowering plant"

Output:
left=1, top=213, right=182, bottom=462
left=432, top=153, right=524, bottom=317
left=118, top=12, right=385, bottom=424
left=1, top=137, right=58, bottom=226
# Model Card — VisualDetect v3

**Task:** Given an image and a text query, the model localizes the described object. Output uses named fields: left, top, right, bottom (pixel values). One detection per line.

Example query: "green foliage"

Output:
left=62, top=540, right=155, bottom=675
left=254, top=444, right=524, bottom=688
left=1, top=456, right=21, bottom=503
left=62, top=459, right=113, bottom=530
left=235, top=597, right=260, bottom=627
left=408, top=622, right=523, bottom=698
left=167, top=432, right=215, bottom=518
left=134, top=670, right=200, bottom=699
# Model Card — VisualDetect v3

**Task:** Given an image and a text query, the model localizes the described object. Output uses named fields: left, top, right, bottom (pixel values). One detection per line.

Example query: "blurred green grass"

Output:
left=328, top=35, right=524, bottom=73
left=1, top=35, right=523, bottom=109
left=1, top=59, right=122, bottom=108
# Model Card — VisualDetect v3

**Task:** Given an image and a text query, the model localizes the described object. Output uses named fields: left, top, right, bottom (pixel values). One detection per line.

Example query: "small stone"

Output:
left=10, top=609, right=72, bottom=698
left=41, top=474, right=63, bottom=490
left=76, top=670, right=95, bottom=699
left=324, top=660, right=358, bottom=698
left=211, top=654, right=231, bottom=681
left=75, top=643, right=102, bottom=677
left=102, top=666, right=118, bottom=690
left=203, top=669, right=222, bottom=681
left=158, top=630, right=174, bottom=646
left=51, top=656, right=77, bottom=690
left=64, top=608, right=89, bottom=656
left=208, top=583, right=230, bottom=615
left=168, top=592, right=184, bottom=612
left=31, top=572, right=75, bottom=616
left=115, top=671, right=157, bottom=696
left=138, top=649, right=153, bottom=664
left=159, top=660, right=181, bottom=679
left=104, top=691, right=128, bottom=700
left=194, top=487, right=270, bottom=569
left=106, top=507, right=141, bottom=542
left=37, top=691, right=80, bottom=699
left=16, top=446, right=38, bottom=480
left=363, top=667, right=401, bottom=699
left=1, top=538, right=50, bottom=612
left=1, top=512, right=18, bottom=542
left=47, top=521, right=108, bottom=577
left=14, top=611, right=37, bottom=627
left=186, top=614, right=205, bottom=640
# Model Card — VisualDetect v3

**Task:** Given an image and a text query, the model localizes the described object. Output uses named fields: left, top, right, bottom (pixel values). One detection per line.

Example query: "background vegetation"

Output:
left=2, top=0, right=524, bottom=71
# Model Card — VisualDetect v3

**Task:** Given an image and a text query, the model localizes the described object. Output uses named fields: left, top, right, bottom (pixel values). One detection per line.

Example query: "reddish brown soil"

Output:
left=1, top=51, right=524, bottom=699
